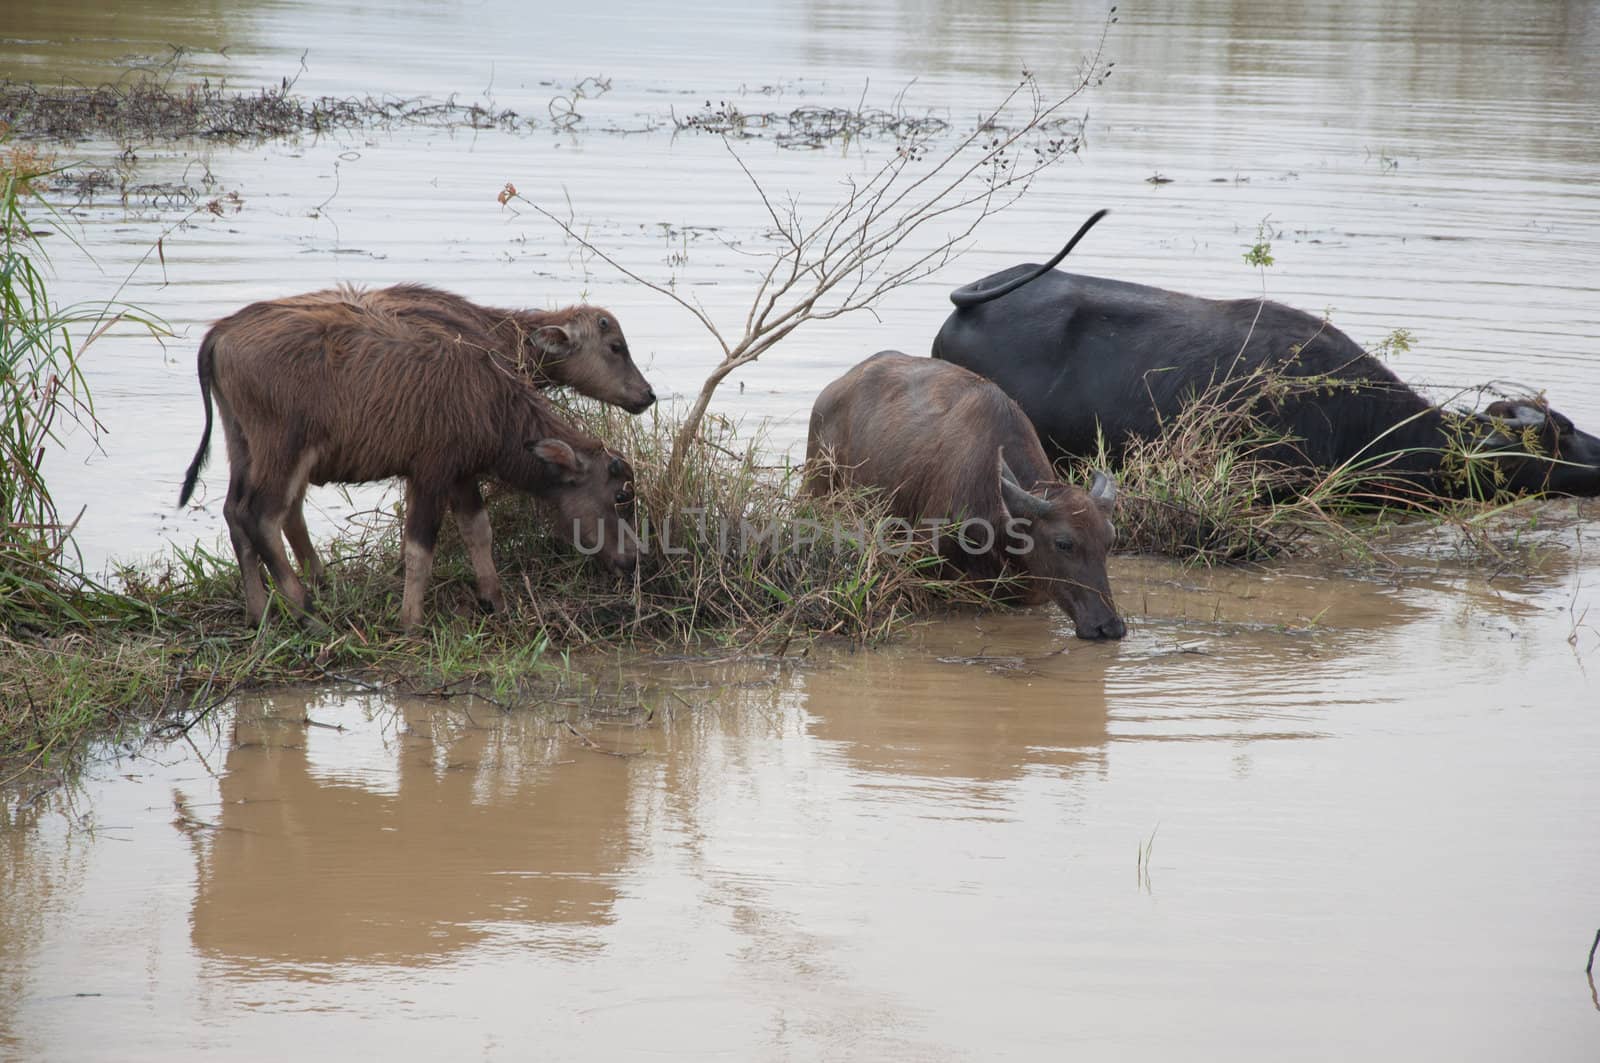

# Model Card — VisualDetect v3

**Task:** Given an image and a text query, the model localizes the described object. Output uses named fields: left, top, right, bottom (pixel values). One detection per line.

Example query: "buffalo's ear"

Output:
left=528, top=438, right=580, bottom=471
left=530, top=324, right=574, bottom=356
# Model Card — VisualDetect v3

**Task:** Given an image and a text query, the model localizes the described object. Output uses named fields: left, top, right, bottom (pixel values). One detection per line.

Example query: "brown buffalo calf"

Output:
left=282, top=283, right=655, bottom=412
left=178, top=295, right=638, bottom=628
left=806, top=350, right=1125, bottom=640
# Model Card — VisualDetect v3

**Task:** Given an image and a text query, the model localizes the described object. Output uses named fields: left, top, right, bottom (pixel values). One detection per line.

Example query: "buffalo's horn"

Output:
left=1089, top=469, right=1117, bottom=505
left=998, top=452, right=1023, bottom=487
left=1492, top=403, right=1547, bottom=429
left=996, top=450, right=1050, bottom=517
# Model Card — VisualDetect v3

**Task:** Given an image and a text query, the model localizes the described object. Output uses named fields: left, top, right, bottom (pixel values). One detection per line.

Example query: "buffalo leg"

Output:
left=448, top=479, right=504, bottom=614
left=223, top=471, right=270, bottom=625
left=239, top=449, right=315, bottom=619
left=282, top=490, right=326, bottom=588
left=399, top=482, right=446, bottom=630
left=215, top=395, right=271, bottom=623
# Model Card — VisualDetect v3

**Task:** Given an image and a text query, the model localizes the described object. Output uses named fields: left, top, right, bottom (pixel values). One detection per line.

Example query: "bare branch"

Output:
left=511, top=194, right=732, bottom=359
left=508, top=24, right=1114, bottom=489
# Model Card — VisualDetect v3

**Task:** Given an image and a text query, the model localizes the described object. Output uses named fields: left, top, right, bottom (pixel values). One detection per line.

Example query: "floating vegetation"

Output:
left=0, top=77, right=541, bottom=144
left=44, top=166, right=244, bottom=212
left=671, top=97, right=951, bottom=148
left=0, top=72, right=1090, bottom=153
left=668, top=97, right=1091, bottom=152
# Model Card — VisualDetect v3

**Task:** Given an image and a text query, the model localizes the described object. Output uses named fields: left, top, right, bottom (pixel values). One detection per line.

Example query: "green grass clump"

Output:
left=1, top=131, right=165, bottom=635
left=1068, top=367, right=1365, bottom=563
left=2, top=134, right=92, bottom=627
left=540, top=403, right=975, bottom=643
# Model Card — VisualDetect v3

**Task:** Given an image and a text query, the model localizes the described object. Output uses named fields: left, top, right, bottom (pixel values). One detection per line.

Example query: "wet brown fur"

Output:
left=179, top=292, right=638, bottom=627
left=254, top=283, right=655, bottom=412
left=805, top=351, right=1124, bottom=639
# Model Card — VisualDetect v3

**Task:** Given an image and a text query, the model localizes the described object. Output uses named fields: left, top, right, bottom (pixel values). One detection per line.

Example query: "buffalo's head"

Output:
left=527, top=439, right=640, bottom=574
left=527, top=307, right=657, bottom=414
left=1474, top=397, right=1600, bottom=497
left=996, top=453, right=1126, bottom=640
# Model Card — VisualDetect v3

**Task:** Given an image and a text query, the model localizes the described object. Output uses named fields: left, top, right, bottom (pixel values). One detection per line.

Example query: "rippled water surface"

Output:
left=3, top=0, right=1599, bottom=1058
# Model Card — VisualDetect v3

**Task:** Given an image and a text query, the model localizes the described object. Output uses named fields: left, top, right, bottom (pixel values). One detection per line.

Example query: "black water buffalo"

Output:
left=933, top=217, right=1600, bottom=500
left=805, top=351, right=1125, bottom=640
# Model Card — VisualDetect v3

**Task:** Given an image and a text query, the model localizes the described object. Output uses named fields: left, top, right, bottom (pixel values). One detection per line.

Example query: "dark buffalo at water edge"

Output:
left=805, top=351, right=1125, bottom=640
left=933, top=230, right=1600, bottom=500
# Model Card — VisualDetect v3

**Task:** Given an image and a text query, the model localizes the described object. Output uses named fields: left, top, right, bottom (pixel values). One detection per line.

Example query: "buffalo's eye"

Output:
left=608, top=456, right=624, bottom=477
left=1053, top=536, right=1074, bottom=553
left=598, top=316, right=612, bottom=332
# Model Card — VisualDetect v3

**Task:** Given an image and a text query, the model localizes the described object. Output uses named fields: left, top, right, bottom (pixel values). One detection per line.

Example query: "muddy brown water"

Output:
left=4, top=558, right=1599, bottom=1058
left=4, top=0, right=1600, bottom=1058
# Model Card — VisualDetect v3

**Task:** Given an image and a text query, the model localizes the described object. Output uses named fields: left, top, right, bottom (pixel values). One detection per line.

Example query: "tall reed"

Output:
left=1, top=130, right=161, bottom=631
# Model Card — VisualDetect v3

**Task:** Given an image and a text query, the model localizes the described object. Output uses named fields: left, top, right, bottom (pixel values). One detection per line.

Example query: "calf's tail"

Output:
left=949, top=208, right=1109, bottom=308
left=177, top=331, right=216, bottom=507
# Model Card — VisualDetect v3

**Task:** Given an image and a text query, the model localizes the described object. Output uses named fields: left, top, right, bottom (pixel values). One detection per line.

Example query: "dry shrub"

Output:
left=485, top=402, right=983, bottom=646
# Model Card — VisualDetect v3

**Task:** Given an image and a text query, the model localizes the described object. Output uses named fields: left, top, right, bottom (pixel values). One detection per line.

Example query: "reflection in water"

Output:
left=800, top=620, right=1112, bottom=787
left=189, top=691, right=633, bottom=969
left=796, top=561, right=1429, bottom=789
left=801, top=0, right=1600, bottom=160
left=0, top=797, right=85, bottom=1054
left=0, top=568, right=1596, bottom=1058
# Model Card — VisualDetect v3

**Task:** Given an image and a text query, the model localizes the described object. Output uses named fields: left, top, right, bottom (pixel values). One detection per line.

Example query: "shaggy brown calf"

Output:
left=285, top=283, right=656, bottom=412
left=178, top=295, right=639, bottom=628
left=806, top=351, right=1125, bottom=640
left=182, top=285, right=651, bottom=591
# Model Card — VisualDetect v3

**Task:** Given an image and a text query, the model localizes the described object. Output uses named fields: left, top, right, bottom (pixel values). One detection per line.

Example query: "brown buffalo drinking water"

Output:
left=806, top=350, right=1125, bottom=640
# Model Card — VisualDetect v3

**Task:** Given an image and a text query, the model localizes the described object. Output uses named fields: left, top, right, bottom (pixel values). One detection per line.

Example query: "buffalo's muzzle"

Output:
left=1076, top=615, right=1127, bottom=640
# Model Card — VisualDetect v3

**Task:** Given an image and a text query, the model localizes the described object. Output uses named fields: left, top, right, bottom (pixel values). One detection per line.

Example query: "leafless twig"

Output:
left=506, top=31, right=1113, bottom=488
